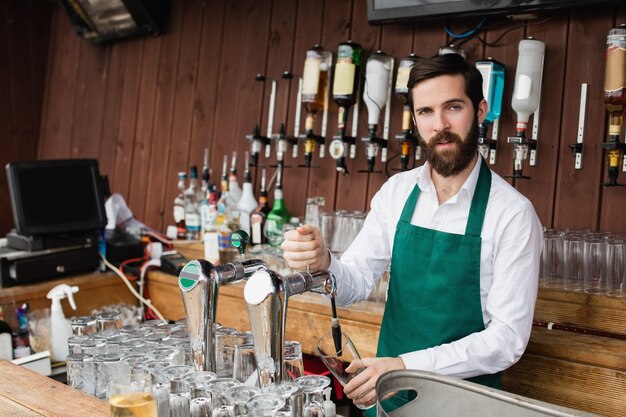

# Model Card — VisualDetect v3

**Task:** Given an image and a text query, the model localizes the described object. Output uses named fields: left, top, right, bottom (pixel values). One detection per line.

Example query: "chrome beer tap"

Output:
left=244, top=269, right=337, bottom=388
left=178, top=231, right=266, bottom=372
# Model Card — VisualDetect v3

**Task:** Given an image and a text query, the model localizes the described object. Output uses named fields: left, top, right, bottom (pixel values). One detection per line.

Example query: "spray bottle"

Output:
left=47, top=284, right=79, bottom=361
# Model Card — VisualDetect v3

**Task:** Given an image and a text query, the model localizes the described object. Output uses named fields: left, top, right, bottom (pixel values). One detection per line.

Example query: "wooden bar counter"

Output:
left=0, top=360, right=108, bottom=416
left=148, top=270, right=626, bottom=417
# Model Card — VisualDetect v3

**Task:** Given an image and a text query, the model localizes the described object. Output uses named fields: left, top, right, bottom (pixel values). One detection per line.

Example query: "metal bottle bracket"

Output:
left=349, top=102, right=359, bottom=159
left=528, top=53, right=545, bottom=167
left=380, top=57, right=394, bottom=164
left=489, top=119, right=499, bottom=165
left=291, top=75, right=302, bottom=159
left=568, top=83, right=587, bottom=169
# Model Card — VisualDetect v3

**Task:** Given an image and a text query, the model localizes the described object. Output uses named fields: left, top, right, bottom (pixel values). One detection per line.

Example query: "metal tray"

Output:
left=375, top=370, right=600, bottom=417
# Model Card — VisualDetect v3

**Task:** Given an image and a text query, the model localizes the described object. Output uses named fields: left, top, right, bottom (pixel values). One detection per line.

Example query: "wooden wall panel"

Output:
left=553, top=8, right=615, bottom=231
left=0, top=0, right=52, bottom=236
left=334, top=0, right=379, bottom=213
left=2, top=0, right=621, bottom=237
left=281, top=0, right=324, bottom=217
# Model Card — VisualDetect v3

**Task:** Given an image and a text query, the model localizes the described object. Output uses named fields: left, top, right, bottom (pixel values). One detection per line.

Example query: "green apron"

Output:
left=370, top=160, right=500, bottom=415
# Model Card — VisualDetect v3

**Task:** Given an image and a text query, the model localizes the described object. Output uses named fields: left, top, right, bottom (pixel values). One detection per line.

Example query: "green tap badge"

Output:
left=179, top=260, right=201, bottom=292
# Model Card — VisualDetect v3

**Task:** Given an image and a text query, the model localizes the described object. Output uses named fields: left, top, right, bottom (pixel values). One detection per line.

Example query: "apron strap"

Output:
left=465, top=158, right=492, bottom=237
left=399, top=184, right=421, bottom=223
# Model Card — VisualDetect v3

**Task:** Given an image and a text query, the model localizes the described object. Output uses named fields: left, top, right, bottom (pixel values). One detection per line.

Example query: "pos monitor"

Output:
left=5, top=159, right=107, bottom=248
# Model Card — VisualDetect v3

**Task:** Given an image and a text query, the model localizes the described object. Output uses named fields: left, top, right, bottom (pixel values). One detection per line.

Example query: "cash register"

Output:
left=0, top=159, right=107, bottom=287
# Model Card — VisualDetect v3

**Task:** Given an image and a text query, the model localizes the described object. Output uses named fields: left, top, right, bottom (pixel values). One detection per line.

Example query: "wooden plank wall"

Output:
left=0, top=0, right=52, bottom=236
left=4, top=0, right=626, bottom=236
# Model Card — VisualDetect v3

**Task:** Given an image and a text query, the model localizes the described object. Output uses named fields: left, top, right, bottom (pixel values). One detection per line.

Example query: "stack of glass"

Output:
left=541, top=228, right=626, bottom=296
left=65, top=315, right=312, bottom=416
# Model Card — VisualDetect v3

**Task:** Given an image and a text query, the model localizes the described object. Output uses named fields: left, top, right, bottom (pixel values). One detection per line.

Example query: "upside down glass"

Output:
left=316, top=331, right=373, bottom=410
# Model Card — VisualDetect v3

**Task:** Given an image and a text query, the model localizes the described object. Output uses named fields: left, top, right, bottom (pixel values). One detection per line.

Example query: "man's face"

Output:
left=411, top=74, right=486, bottom=177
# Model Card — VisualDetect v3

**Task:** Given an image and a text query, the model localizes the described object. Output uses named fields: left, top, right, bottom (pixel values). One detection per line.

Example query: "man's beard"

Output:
left=417, top=118, right=479, bottom=177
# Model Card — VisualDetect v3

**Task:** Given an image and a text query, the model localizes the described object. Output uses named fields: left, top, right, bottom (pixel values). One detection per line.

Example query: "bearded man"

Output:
left=281, top=54, right=543, bottom=413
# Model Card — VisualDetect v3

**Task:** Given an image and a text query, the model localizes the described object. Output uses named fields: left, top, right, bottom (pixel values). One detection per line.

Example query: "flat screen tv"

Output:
left=6, top=159, right=107, bottom=236
left=367, top=0, right=622, bottom=25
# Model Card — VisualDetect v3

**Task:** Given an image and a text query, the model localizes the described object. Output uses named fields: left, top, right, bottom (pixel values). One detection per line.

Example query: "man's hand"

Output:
left=343, top=357, right=405, bottom=408
left=281, top=225, right=330, bottom=270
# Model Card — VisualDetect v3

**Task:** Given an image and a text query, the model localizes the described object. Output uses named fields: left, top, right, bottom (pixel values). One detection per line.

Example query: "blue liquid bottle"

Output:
left=475, top=58, right=505, bottom=139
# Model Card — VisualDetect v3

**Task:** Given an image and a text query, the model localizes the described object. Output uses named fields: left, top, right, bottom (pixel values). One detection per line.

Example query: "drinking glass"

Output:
left=245, top=393, right=286, bottom=417
left=294, top=375, right=330, bottom=417
left=264, top=382, right=304, bottom=417
left=108, top=374, right=157, bottom=417
left=331, top=210, right=350, bottom=255
left=206, top=378, right=241, bottom=409
left=215, top=327, right=236, bottom=378
left=283, top=340, right=304, bottom=382
left=606, top=238, right=626, bottom=297
left=541, top=230, right=563, bottom=288
left=305, top=197, right=325, bottom=229
left=563, top=233, right=585, bottom=292
left=233, top=333, right=257, bottom=384
left=319, top=212, right=334, bottom=250
left=190, top=397, right=212, bottom=417
left=95, top=352, right=130, bottom=400
left=211, top=405, right=235, bottom=417
left=584, top=236, right=606, bottom=294
left=223, top=386, right=262, bottom=415
left=316, top=331, right=372, bottom=410
left=66, top=353, right=95, bottom=395
left=96, top=311, right=122, bottom=335
left=71, top=316, right=97, bottom=336
left=169, top=377, right=191, bottom=417
left=67, top=334, right=91, bottom=354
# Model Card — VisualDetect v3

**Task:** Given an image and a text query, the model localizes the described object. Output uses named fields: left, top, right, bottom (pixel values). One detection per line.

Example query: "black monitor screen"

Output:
left=6, top=159, right=107, bottom=236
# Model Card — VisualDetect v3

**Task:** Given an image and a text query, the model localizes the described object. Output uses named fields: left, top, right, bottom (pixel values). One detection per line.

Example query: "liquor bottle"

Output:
left=332, top=40, right=362, bottom=132
left=475, top=58, right=505, bottom=160
left=264, top=166, right=291, bottom=246
left=173, top=172, right=187, bottom=240
left=228, top=151, right=242, bottom=205
left=236, top=152, right=258, bottom=235
left=603, top=25, right=626, bottom=185
left=0, top=306, right=13, bottom=360
left=250, top=168, right=270, bottom=245
left=12, top=303, right=30, bottom=359
left=302, top=45, right=332, bottom=133
left=184, top=166, right=202, bottom=240
left=394, top=53, right=420, bottom=171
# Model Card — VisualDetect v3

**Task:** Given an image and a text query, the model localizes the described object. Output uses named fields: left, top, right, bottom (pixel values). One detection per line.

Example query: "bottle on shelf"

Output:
left=237, top=151, right=258, bottom=236
left=173, top=172, right=187, bottom=240
left=264, top=165, right=291, bottom=246
left=184, top=166, right=202, bottom=240
left=228, top=151, right=243, bottom=206
left=301, top=45, right=333, bottom=167
left=394, top=53, right=420, bottom=171
left=329, top=40, right=362, bottom=174
left=0, top=306, right=13, bottom=360
left=250, top=168, right=270, bottom=245
left=602, top=24, right=626, bottom=186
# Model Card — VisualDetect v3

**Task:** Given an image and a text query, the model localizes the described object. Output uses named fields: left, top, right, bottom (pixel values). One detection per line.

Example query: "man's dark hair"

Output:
left=407, top=54, right=484, bottom=114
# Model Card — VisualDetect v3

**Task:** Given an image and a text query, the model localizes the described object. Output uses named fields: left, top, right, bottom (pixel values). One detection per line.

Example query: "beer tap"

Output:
left=329, top=41, right=362, bottom=175
left=601, top=25, right=626, bottom=187
left=244, top=268, right=337, bottom=388
left=178, top=231, right=266, bottom=372
left=298, top=45, right=332, bottom=168
left=394, top=54, right=420, bottom=172
left=360, top=51, right=394, bottom=174
left=505, top=38, right=545, bottom=186
left=475, top=58, right=505, bottom=164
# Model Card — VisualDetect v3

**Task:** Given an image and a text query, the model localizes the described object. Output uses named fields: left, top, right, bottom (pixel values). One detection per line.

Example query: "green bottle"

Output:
left=264, top=165, right=291, bottom=246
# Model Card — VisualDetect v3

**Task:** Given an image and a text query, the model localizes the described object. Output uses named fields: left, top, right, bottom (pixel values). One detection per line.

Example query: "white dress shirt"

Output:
left=329, top=156, right=543, bottom=379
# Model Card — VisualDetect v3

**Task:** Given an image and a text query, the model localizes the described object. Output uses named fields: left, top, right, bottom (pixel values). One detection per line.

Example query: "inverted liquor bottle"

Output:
left=394, top=54, right=420, bottom=171
left=302, top=45, right=332, bottom=132
left=603, top=25, right=626, bottom=185
left=332, top=40, right=362, bottom=132
left=237, top=151, right=258, bottom=235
